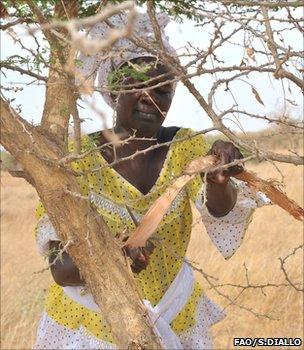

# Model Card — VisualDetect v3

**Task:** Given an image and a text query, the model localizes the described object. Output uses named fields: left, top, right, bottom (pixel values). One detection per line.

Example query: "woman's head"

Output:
left=113, top=57, right=176, bottom=137
left=78, top=12, right=177, bottom=112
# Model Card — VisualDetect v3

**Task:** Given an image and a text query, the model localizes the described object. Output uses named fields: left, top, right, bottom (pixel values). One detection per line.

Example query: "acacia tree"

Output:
left=1, top=1, right=165, bottom=348
left=1, top=0, right=303, bottom=349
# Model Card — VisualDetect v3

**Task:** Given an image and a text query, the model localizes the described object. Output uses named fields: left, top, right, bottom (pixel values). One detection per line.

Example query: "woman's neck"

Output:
left=113, top=125, right=158, bottom=152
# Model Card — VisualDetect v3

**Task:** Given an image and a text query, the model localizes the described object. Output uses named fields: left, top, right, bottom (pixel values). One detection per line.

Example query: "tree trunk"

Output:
left=1, top=1, right=163, bottom=347
left=1, top=99, right=162, bottom=349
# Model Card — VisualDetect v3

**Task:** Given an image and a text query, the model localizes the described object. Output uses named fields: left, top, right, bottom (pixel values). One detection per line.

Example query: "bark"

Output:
left=38, top=1, right=78, bottom=149
left=0, top=99, right=162, bottom=349
left=1, top=1, right=162, bottom=348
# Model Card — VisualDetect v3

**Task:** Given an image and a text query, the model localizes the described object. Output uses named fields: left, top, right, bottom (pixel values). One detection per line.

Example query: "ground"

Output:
left=1, top=159, right=303, bottom=349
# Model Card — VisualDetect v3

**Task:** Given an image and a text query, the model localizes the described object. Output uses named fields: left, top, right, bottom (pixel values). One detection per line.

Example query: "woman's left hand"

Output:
left=207, top=140, right=244, bottom=184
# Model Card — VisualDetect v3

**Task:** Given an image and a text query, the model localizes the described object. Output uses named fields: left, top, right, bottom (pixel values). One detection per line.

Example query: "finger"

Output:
left=145, top=240, right=155, bottom=255
left=125, top=246, right=144, bottom=262
left=141, top=247, right=149, bottom=260
left=234, top=147, right=244, bottom=160
left=208, top=172, right=230, bottom=184
left=232, top=159, right=244, bottom=172
left=131, top=262, right=144, bottom=274
left=136, top=250, right=147, bottom=262
left=131, top=257, right=149, bottom=273
left=133, top=257, right=148, bottom=268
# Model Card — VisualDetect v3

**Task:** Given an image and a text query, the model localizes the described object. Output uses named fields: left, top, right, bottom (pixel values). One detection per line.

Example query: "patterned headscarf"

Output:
left=78, top=12, right=176, bottom=108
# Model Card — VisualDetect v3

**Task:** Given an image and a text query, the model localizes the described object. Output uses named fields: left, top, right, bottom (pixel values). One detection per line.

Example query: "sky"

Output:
left=1, top=9, right=303, bottom=136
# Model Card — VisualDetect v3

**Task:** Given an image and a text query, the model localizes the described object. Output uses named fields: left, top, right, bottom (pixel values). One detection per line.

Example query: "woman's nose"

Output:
left=138, top=90, right=156, bottom=105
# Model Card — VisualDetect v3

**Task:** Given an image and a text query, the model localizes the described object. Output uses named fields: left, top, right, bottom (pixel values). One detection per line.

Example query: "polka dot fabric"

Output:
left=196, top=179, right=271, bottom=259
left=34, top=129, right=210, bottom=343
left=45, top=284, right=114, bottom=343
left=36, top=214, right=59, bottom=256
left=179, top=294, right=226, bottom=349
left=34, top=128, right=268, bottom=349
left=34, top=312, right=116, bottom=350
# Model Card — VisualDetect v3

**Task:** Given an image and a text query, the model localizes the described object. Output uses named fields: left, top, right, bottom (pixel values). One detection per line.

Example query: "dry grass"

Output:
left=1, top=173, right=52, bottom=349
left=188, top=160, right=303, bottom=349
left=1, top=159, right=303, bottom=349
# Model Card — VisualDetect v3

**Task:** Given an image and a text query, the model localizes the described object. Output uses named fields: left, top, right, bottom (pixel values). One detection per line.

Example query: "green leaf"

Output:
left=107, top=62, right=152, bottom=92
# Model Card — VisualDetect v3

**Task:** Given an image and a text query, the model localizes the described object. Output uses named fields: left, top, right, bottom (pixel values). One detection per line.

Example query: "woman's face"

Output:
left=114, top=58, right=175, bottom=138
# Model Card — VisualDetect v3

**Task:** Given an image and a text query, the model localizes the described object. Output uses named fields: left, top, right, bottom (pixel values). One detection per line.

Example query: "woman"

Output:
left=34, top=12, right=268, bottom=350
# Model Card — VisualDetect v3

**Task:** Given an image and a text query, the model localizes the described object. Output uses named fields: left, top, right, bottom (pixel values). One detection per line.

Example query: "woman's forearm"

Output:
left=205, top=180, right=237, bottom=217
left=49, top=241, right=85, bottom=287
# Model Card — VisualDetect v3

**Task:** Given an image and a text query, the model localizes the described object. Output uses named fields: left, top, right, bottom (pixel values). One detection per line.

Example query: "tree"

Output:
left=1, top=0, right=303, bottom=348
left=1, top=1, right=164, bottom=348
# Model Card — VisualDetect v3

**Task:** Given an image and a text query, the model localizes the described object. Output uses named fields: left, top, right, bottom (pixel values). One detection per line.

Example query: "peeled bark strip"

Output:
left=235, top=171, right=304, bottom=221
left=126, top=155, right=304, bottom=250
left=126, top=173, right=196, bottom=248
left=1, top=99, right=162, bottom=349
left=126, top=155, right=216, bottom=248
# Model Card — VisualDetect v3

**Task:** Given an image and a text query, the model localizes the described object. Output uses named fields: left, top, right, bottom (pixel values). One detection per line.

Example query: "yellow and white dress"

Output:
left=34, top=128, right=269, bottom=350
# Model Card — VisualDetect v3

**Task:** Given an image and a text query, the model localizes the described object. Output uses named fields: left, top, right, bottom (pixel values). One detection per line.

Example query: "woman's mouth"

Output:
left=133, top=109, right=161, bottom=123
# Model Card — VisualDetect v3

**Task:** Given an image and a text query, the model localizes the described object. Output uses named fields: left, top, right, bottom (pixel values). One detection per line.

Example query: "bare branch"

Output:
left=261, top=6, right=304, bottom=90
left=25, top=0, right=59, bottom=45
left=220, top=109, right=303, bottom=129
left=279, top=245, right=304, bottom=292
left=1, top=62, right=48, bottom=82
left=0, top=17, right=33, bottom=30
left=76, top=128, right=217, bottom=175
left=219, top=1, right=304, bottom=8
left=147, top=0, right=165, bottom=51
left=30, top=1, right=137, bottom=55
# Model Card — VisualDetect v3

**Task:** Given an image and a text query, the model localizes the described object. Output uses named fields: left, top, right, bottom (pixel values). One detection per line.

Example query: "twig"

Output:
left=33, top=240, right=74, bottom=274
left=219, top=1, right=304, bottom=9
left=165, top=244, right=277, bottom=319
left=1, top=62, right=48, bottom=82
left=0, top=17, right=33, bottom=30
left=279, top=245, right=304, bottom=292
left=29, top=1, right=137, bottom=56
left=77, top=128, right=218, bottom=175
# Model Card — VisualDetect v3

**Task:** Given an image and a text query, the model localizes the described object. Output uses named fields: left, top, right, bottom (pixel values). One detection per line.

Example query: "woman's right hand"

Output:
left=49, top=241, right=85, bottom=287
left=124, top=240, right=155, bottom=274
left=49, top=239, right=155, bottom=286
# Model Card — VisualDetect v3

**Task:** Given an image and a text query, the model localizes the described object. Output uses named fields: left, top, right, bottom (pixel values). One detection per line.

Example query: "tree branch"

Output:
left=279, top=245, right=304, bottom=292
left=261, top=6, right=304, bottom=91
left=1, top=62, right=48, bottom=82
left=0, top=17, right=33, bottom=30
left=219, top=0, right=304, bottom=8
